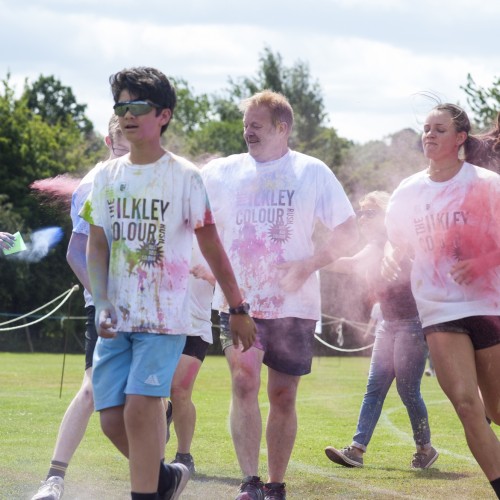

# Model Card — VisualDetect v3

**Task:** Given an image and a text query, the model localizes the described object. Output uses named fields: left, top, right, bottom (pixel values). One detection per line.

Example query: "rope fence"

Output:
left=0, top=287, right=375, bottom=352
left=0, top=285, right=81, bottom=331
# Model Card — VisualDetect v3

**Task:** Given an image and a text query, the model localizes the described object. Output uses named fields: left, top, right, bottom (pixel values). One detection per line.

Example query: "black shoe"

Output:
left=172, top=452, right=196, bottom=475
left=264, top=482, right=286, bottom=499
left=160, top=463, right=189, bottom=500
left=235, top=475, right=264, bottom=500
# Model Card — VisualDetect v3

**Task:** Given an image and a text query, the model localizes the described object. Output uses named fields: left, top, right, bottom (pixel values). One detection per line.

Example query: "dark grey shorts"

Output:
left=219, top=313, right=316, bottom=376
left=423, top=316, right=500, bottom=350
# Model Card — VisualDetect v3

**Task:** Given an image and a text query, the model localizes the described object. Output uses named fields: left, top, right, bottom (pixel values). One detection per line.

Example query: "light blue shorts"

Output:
left=92, top=332, right=186, bottom=411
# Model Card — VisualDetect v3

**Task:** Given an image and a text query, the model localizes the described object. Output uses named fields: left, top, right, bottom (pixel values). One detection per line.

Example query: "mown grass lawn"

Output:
left=0, top=353, right=498, bottom=499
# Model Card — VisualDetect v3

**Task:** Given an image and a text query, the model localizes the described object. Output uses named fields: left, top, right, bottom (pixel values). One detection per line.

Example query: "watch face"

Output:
left=239, top=302, right=250, bottom=314
left=231, top=302, right=250, bottom=314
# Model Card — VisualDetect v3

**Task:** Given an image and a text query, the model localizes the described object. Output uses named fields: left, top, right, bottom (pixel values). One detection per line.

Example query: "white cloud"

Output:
left=1, top=0, right=499, bottom=143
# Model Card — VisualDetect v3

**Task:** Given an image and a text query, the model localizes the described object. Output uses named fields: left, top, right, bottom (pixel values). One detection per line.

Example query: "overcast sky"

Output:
left=1, top=0, right=499, bottom=144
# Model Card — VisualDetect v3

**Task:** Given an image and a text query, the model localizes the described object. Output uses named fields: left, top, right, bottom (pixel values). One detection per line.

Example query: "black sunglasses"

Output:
left=113, top=100, right=161, bottom=117
left=356, top=209, right=379, bottom=219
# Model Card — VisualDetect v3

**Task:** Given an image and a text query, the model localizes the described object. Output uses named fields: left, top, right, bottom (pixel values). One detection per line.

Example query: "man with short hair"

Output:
left=202, top=90, right=357, bottom=500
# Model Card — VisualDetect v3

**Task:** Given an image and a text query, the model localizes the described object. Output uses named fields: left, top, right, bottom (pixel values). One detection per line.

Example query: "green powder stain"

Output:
left=80, top=200, right=94, bottom=225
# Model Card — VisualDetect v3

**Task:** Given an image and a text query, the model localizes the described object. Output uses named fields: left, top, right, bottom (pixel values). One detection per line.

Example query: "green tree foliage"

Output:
left=23, top=75, right=92, bottom=134
left=170, top=77, right=212, bottom=133
left=226, top=46, right=327, bottom=149
left=306, top=126, right=352, bottom=177
left=336, top=128, right=424, bottom=200
left=461, top=73, right=500, bottom=130
left=166, top=77, right=246, bottom=160
left=187, top=120, right=246, bottom=159
left=0, top=75, right=105, bottom=223
left=0, top=74, right=105, bottom=352
left=170, top=47, right=350, bottom=170
left=23, top=75, right=106, bottom=163
left=166, top=78, right=245, bottom=159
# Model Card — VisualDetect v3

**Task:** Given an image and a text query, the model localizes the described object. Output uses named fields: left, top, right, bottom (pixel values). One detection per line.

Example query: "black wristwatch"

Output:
left=229, top=301, right=250, bottom=315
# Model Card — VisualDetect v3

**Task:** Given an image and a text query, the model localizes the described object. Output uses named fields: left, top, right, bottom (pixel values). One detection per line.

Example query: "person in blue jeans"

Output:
left=324, top=190, right=438, bottom=469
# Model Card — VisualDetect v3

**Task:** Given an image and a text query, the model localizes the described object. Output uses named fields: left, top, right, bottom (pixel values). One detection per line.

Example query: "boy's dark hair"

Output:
left=109, top=66, right=177, bottom=134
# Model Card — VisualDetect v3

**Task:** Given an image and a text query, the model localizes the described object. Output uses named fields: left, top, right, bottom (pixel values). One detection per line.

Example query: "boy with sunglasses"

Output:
left=82, top=66, right=256, bottom=500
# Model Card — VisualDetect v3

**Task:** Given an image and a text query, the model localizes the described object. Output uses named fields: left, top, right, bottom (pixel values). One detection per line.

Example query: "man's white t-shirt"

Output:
left=386, top=162, right=500, bottom=327
left=202, top=149, right=354, bottom=320
left=81, top=152, right=214, bottom=335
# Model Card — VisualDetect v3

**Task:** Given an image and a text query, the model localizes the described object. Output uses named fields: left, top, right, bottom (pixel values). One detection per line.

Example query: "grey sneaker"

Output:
left=411, top=447, right=439, bottom=469
left=172, top=452, right=196, bottom=475
left=235, top=475, right=264, bottom=500
left=31, top=476, right=64, bottom=500
left=325, top=445, right=363, bottom=468
left=160, top=463, right=190, bottom=500
left=166, top=400, right=173, bottom=444
left=264, top=482, right=286, bottom=499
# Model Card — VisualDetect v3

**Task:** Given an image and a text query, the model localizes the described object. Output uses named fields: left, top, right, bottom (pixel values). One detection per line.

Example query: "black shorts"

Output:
left=84, top=306, right=98, bottom=370
left=219, top=313, right=316, bottom=376
left=182, top=335, right=210, bottom=362
left=423, top=315, right=500, bottom=350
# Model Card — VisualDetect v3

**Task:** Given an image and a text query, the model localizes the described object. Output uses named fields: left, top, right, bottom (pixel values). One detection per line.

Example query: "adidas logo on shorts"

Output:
left=144, top=374, right=160, bottom=386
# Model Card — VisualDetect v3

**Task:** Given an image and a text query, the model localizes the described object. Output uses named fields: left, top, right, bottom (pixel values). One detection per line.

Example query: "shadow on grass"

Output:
left=189, top=473, right=240, bottom=485
left=409, top=469, right=471, bottom=481
left=368, top=466, right=470, bottom=481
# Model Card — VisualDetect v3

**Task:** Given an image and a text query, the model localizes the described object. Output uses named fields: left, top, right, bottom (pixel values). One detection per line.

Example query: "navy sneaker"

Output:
left=172, top=452, right=196, bottom=475
left=264, top=482, right=286, bottom=499
left=235, top=475, right=264, bottom=500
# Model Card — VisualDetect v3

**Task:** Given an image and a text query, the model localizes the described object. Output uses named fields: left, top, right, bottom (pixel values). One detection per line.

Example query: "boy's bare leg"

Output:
left=126, top=395, right=164, bottom=493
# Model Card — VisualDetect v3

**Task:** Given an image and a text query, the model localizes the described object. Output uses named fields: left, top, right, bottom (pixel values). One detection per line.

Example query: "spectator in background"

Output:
left=324, top=191, right=437, bottom=470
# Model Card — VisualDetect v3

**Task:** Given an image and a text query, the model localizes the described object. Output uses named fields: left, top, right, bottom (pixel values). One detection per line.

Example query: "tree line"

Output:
left=1, top=47, right=498, bottom=353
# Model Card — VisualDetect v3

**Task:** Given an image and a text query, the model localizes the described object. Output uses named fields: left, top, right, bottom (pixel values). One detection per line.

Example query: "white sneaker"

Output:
left=31, top=476, right=64, bottom=500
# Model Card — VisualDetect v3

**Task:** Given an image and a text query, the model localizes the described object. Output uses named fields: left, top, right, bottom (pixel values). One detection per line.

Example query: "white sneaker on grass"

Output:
left=31, top=476, right=64, bottom=500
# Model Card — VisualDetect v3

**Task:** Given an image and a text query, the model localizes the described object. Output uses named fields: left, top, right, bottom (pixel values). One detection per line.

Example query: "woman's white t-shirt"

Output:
left=386, top=162, right=500, bottom=327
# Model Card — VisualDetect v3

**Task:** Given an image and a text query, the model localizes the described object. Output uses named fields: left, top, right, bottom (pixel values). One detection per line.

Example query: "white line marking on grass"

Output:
left=381, top=404, right=476, bottom=464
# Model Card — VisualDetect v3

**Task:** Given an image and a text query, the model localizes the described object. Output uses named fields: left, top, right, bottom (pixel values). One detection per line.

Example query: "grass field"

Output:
left=0, top=352, right=498, bottom=499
